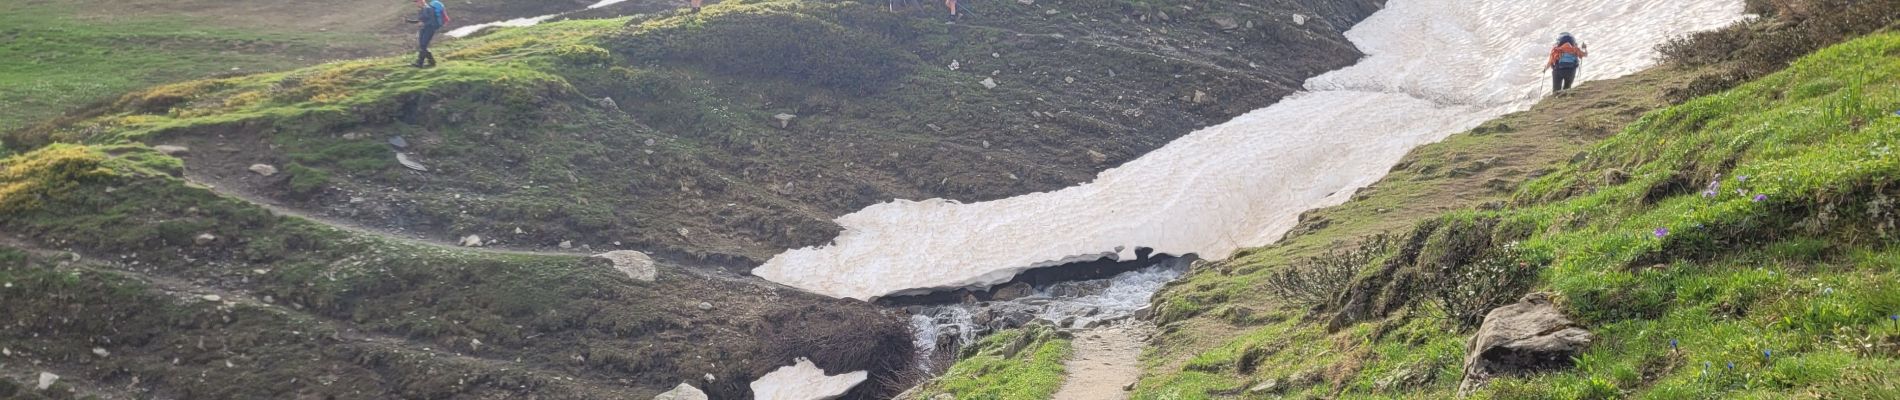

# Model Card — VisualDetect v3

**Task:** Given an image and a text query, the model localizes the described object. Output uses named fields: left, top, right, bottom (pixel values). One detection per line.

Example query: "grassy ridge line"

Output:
left=1132, top=31, right=1900, bottom=399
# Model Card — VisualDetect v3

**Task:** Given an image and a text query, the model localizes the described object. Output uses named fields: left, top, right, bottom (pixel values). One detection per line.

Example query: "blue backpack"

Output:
left=1555, top=52, right=1580, bottom=69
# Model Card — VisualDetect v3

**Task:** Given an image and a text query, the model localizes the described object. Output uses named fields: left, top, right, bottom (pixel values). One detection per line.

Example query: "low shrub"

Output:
left=1263, top=235, right=1391, bottom=309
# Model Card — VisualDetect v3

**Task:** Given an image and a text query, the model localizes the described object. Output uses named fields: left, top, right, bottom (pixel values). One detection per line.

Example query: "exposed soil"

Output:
left=1053, top=322, right=1153, bottom=400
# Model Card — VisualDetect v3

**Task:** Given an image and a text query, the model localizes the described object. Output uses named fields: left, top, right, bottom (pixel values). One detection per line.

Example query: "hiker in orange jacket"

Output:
left=1543, top=33, right=1588, bottom=93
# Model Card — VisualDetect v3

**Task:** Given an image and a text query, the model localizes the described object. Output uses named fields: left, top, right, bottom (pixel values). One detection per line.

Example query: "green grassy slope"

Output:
left=915, top=324, right=1074, bottom=399
left=1131, top=30, right=1900, bottom=400
left=0, top=3, right=380, bottom=134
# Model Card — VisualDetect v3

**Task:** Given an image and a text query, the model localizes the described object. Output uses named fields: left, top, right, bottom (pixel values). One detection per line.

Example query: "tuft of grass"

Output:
left=918, top=325, right=1073, bottom=399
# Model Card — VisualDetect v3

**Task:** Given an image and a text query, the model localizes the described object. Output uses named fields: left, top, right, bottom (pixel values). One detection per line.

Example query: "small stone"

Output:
left=388, top=136, right=409, bottom=148
left=248, top=164, right=278, bottom=176
left=1291, top=14, right=1307, bottom=26
left=1156, top=11, right=1170, bottom=22
left=1044, top=8, right=1058, bottom=15
left=595, top=96, right=619, bottom=111
left=1087, top=150, right=1108, bottom=164
left=36, top=372, right=57, bottom=391
left=1210, top=15, right=1239, bottom=30
left=774, top=113, right=797, bottom=129
left=202, top=294, right=223, bottom=302
left=1123, top=382, right=1136, bottom=391
left=559, top=240, right=574, bottom=249
left=697, top=302, right=714, bottom=311
left=981, top=77, right=998, bottom=89
left=677, top=227, right=691, bottom=237
left=948, top=60, right=960, bottom=71
left=514, top=227, right=525, bottom=235
left=460, top=235, right=485, bottom=247
left=470, top=338, right=483, bottom=352
left=396, top=152, right=429, bottom=172
left=704, top=373, right=715, bottom=382
left=92, top=347, right=110, bottom=357
left=153, top=145, right=190, bottom=156
left=194, top=233, right=218, bottom=246
left=1016, top=0, right=1032, bottom=4
left=1192, top=90, right=1213, bottom=104
left=1064, top=76, right=1075, bottom=84
left=644, top=138, right=657, bottom=147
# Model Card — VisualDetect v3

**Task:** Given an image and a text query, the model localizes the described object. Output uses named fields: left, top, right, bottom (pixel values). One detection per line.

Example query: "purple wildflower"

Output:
left=1703, top=189, right=1717, bottom=198
left=1654, top=227, right=1670, bottom=238
left=1754, top=194, right=1768, bottom=202
left=1670, top=339, right=1679, bottom=352
left=1765, top=349, right=1773, bottom=361
left=1737, top=175, right=1750, bottom=183
left=1728, top=361, right=1735, bottom=370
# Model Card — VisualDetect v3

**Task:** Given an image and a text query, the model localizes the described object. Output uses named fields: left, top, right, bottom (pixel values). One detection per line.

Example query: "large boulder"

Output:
left=652, top=383, right=707, bottom=400
left=591, top=250, right=657, bottom=282
left=1459, top=292, right=1593, bottom=395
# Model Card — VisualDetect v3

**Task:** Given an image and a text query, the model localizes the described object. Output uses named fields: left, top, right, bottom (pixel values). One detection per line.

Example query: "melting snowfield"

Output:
left=445, top=0, right=632, bottom=37
left=755, top=0, right=1748, bottom=300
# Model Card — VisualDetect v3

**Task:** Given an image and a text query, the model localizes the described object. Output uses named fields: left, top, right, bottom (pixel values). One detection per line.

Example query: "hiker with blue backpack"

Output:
left=406, top=0, right=451, bottom=68
left=1543, top=32, right=1588, bottom=93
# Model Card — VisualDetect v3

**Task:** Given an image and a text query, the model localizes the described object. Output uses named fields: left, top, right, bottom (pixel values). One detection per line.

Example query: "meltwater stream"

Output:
left=754, top=0, right=1748, bottom=301
left=907, top=259, right=1190, bottom=370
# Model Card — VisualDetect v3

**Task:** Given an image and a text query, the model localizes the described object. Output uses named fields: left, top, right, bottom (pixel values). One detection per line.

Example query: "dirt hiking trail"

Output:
left=1053, top=322, right=1152, bottom=400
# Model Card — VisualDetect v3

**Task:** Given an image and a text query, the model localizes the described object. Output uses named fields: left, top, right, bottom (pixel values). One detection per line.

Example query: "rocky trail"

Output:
left=1052, top=322, right=1152, bottom=400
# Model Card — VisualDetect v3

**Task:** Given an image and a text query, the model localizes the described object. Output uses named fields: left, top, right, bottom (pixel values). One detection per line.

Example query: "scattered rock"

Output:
left=248, top=164, right=278, bottom=177
left=653, top=382, right=708, bottom=400
left=153, top=145, right=190, bottom=156
left=933, top=394, right=955, bottom=400
left=202, top=294, right=223, bottom=302
left=1015, top=0, right=1032, bottom=4
left=1210, top=15, right=1240, bottom=30
left=36, top=372, right=57, bottom=391
left=1291, top=14, right=1307, bottom=26
left=1123, top=382, right=1137, bottom=391
left=990, top=282, right=1034, bottom=301
left=92, top=347, right=110, bottom=357
left=948, top=60, right=960, bottom=71
left=1459, top=292, right=1593, bottom=395
left=590, top=250, right=657, bottom=282
left=1247, top=379, right=1282, bottom=394
left=193, top=233, right=219, bottom=246
left=980, top=77, right=998, bottom=89
left=559, top=240, right=574, bottom=249
left=1043, top=8, right=1059, bottom=15
left=1156, top=11, right=1171, bottom=22
left=774, top=113, right=798, bottom=129
left=1602, top=168, right=1629, bottom=185
left=396, top=152, right=430, bottom=172
left=1064, top=76, right=1075, bottom=84
left=704, top=373, right=715, bottom=382
left=388, top=136, right=409, bottom=149
left=595, top=96, right=620, bottom=111
left=460, top=235, right=485, bottom=247
left=697, top=302, right=714, bottom=311
left=1191, top=90, right=1213, bottom=104
left=1087, top=150, right=1109, bottom=164
left=470, top=338, right=483, bottom=352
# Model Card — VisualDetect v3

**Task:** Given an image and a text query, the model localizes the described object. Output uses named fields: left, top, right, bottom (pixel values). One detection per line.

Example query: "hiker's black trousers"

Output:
left=1552, top=67, right=1577, bottom=92
left=418, top=26, right=439, bottom=52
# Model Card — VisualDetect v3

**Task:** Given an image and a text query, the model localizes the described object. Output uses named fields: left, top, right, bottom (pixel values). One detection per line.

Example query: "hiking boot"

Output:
left=422, top=51, right=438, bottom=68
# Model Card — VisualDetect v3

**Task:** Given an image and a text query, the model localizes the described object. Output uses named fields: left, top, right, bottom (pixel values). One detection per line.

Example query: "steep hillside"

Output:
left=8, top=0, right=1383, bottom=264
left=1134, top=25, right=1900, bottom=400
left=0, top=143, right=913, bottom=399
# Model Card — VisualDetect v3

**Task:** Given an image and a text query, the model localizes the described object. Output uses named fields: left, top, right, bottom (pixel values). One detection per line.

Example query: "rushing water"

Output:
left=755, top=0, right=1750, bottom=301
left=907, top=259, right=1189, bottom=370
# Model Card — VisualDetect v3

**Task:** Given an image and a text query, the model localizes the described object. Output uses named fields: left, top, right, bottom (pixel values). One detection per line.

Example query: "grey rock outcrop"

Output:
left=1459, top=292, right=1592, bottom=395
left=989, top=282, right=1034, bottom=301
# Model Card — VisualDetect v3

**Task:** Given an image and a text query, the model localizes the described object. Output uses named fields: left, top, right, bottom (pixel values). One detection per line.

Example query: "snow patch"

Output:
left=749, top=358, right=866, bottom=400
left=754, top=0, right=1747, bottom=300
